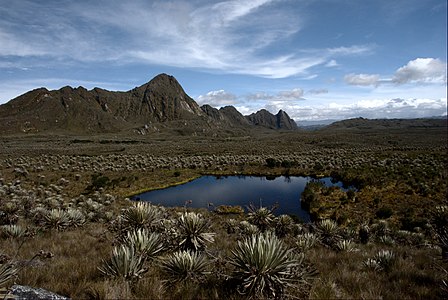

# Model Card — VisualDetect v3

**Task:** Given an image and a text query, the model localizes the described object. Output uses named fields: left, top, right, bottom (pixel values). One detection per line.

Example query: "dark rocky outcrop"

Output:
left=246, top=109, right=298, bottom=130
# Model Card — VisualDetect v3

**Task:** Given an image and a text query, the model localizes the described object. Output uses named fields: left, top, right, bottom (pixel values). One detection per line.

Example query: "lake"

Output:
left=132, top=175, right=347, bottom=222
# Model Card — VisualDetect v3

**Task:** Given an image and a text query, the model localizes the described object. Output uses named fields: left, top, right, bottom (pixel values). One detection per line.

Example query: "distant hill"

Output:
left=0, top=74, right=298, bottom=135
left=323, top=117, right=447, bottom=130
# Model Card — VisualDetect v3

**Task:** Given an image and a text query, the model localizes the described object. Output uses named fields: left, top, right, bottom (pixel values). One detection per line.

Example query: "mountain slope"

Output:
left=0, top=74, right=298, bottom=135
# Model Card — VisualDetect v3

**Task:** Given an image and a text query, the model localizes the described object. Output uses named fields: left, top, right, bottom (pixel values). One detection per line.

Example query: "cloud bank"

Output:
left=345, top=58, right=447, bottom=86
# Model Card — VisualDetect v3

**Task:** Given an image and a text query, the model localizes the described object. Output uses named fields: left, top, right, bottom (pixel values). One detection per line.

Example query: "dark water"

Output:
left=132, top=175, right=347, bottom=222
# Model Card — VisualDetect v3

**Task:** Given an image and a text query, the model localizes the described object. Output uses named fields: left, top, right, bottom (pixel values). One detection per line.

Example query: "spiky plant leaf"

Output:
left=275, top=215, right=294, bottom=237
left=314, top=219, right=340, bottom=247
left=98, top=245, right=147, bottom=281
left=66, top=208, right=86, bottom=227
left=0, top=262, right=18, bottom=287
left=230, top=231, right=311, bottom=298
left=176, top=212, right=215, bottom=251
left=335, top=239, right=358, bottom=252
left=43, top=209, right=69, bottom=230
left=363, top=250, right=396, bottom=272
left=0, top=224, right=26, bottom=239
left=121, top=202, right=162, bottom=230
left=160, top=250, right=209, bottom=283
left=295, top=233, right=318, bottom=252
left=124, top=228, right=165, bottom=259
left=247, top=206, right=275, bottom=232
left=239, top=220, right=260, bottom=236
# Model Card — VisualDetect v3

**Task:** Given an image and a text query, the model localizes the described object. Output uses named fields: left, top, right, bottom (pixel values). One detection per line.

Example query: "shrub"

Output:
left=176, top=212, right=215, bottom=251
left=0, top=262, right=18, bottom=287
left=159, top=250, right=209, bottom=283
left=214, top=205, right=244, bottom=215
left=266, top=158, right=279, bottom=168
left=0, top=224, right=26, bottom=239
left=43, top=209, right=69, bottom=230
left=230, top=231, right=312, bottom=298
left=314, top=219, right=340, bottom=247
left=363, top=250, right=397, bottom=272
left=275, top=215, right=294, bottom=237
left=66, top=208, right=86, bottom=227
left=98, top=245, right=147, bottom=281
left=239, top=220, right=260, bottom=236
left=121, top=202, right=162, bottom=230
left=376, top=206, right=394, bottom=219
left=431, top=205, right=448, bottom=260
left=295, top=233, right=318, bottom=252
left=358, top=224, right=370, bottom=244
left=123, top=229, right=165, bottom=260
left=335, top=239, right=358, bottom=252
left=247, top=206, right=275, bottom=232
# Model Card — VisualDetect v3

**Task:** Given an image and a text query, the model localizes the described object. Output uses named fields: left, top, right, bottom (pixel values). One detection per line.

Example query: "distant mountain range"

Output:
left=0, top=74, right=445, bottom=136
left=0, top=74, right=297, bottom=135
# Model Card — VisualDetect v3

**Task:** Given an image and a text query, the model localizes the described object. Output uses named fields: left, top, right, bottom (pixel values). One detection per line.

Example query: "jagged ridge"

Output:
left=0, top=74, right=298, bottom=134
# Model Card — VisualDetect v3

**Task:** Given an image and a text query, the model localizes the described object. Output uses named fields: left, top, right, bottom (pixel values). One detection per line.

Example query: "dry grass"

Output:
left=0, top=127, right=446, bottom=299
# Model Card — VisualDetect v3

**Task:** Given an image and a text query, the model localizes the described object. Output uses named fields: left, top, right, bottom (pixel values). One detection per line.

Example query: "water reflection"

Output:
left=132, top=176, right=347, bottom=222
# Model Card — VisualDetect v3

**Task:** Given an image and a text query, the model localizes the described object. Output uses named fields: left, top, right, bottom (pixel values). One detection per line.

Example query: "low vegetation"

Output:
left=0, top=127, right=446, bottom=298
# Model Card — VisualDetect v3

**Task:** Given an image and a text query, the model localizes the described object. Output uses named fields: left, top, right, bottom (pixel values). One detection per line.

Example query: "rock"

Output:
left=10, top=285, right=69, bottom=300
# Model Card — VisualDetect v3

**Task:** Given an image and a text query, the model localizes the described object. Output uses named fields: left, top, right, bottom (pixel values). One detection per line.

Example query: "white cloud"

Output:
left=246, top=88, right=304, bottom=101
left=345, top=58, right=447, bottom=87
left=285, top=97, right=447, bottom=121
left=325, top=59, right=339, bottom=67
left=196, top=90, right=237, bottom=107
left=392, top=58, right=447, bottom=84
left=344, top=73, right=380, bottom=86
left=307, top=89, right=328, bottom=95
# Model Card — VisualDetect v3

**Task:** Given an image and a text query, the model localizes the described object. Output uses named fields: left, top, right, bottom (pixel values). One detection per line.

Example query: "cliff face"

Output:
left=246, top=109, right=298, bottom=130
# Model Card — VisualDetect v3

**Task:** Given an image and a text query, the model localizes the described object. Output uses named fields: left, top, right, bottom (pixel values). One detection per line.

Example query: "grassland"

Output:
left=0, top=126, right=447, bottom=299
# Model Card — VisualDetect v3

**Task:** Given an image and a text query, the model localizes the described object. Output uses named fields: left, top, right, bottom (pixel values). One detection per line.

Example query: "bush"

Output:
left=266, top=158, right=279, bottom=168
left=176, top=212, right=215, bottom=251
left=376, top=207, right=394, bottom=219
left=123, top=229, right=165, bottom=260
left=98, top=245, right=147, bottom=281
left=120, top=202, right=163, bottom=230
left=230, top=231, right=312, bottom=298
left=159, top=250, right=209, bottom=283
left=247, top=206, right=275, bottom=232
left=0, top=262, right=18, bottom=287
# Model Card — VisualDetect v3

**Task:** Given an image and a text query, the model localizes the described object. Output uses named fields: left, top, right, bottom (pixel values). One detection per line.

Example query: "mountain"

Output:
left=0, top=74, right=298, bottom=135
left=201, top=105, right=251, bottom=127
left=246, top=109, right=298, bottom=130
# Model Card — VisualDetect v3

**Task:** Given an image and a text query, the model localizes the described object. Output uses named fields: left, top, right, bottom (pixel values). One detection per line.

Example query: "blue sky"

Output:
left=0, top=0, right=446, bottom=122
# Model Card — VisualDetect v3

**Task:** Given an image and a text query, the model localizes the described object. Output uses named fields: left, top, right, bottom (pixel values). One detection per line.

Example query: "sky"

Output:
left=0, top=0, right=446, bottom=123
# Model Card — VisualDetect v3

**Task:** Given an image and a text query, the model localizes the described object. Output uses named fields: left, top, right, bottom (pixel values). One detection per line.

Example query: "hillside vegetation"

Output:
left=0, top=124, right=446, bottom=299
